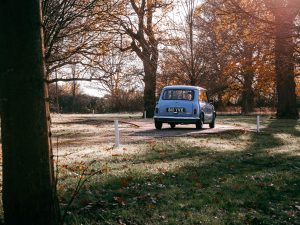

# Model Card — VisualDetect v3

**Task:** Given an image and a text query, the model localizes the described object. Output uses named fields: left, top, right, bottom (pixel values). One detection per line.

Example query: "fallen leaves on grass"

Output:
left=114, top=196, right=126, bottom=206
left=229, top=164, right=235, bottom=170
left=233, top=184, right=241, bottom=190
left=101, top=165, right=109, bottom=173
left=120, top=177, right=133, bottom=188
left=195, top=182, right=203, bottom=189
left=147, top=203, right=156, bottom=209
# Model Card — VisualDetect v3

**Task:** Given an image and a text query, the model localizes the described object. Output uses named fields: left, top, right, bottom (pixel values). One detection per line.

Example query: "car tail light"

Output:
left=194, top=108, right=197, bottom=114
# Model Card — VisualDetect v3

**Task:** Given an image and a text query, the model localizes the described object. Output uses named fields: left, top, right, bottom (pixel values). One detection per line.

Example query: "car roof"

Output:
left=162, top=85, right=206, bottom=91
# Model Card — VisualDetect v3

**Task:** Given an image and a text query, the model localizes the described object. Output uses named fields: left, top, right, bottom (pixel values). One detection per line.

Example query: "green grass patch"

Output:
left=56, top=116, right=300, bottom=225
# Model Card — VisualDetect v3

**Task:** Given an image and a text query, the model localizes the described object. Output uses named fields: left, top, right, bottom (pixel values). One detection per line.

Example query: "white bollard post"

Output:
left=114, top=120, right=120, bottom=147
left=257, top=115, right=260, bottom=133
left=144, top=111, right=147, bottom=120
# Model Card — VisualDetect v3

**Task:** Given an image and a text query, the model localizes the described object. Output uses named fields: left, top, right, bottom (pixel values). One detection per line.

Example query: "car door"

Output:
left=198, top=90, right=213, bottom=122
left=206, top=93, right=215, bottom=122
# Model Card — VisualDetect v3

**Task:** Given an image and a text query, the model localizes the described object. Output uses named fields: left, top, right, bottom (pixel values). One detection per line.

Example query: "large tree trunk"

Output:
left=0, top=1, right=61, bottom=224
left=143, top=60, right=158, bottom=118
left=241, top=82, right=255, bottom=114
left=241, top=48, right=255, bottom=114
left=190, top=76, right=197, bottom=86
left=274, top=11, right=299, bottom=119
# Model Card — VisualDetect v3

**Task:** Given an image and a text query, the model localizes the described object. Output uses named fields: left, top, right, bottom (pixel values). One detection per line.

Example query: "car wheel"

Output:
left=195, top=114, right=203, bottom=129
left=155, top=120, right=162, bottom=130
left=209, top=114, right=216, bottom=128
left=170, top=123, right=176, bottom=129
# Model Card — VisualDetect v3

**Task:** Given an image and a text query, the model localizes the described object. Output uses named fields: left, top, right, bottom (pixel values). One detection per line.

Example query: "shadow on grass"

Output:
left=60, top=119, right=300, bottom=225
left=264, top=119, right=300, bottom=137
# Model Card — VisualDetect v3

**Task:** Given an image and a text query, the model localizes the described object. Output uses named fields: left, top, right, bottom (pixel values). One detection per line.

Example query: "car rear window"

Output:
left=162, top=89, right=194, bottom=101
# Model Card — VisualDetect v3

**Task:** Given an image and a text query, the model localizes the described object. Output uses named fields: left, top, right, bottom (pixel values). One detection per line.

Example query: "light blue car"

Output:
left=154, top=85, right=216, bottom=129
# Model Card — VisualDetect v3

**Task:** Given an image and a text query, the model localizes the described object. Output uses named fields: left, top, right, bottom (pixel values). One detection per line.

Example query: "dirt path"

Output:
left=51, top=115, right=248, bottom=149
left=122, top=120, right=245, bottom=141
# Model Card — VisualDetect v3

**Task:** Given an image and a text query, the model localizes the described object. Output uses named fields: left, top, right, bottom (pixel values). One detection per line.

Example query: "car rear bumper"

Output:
left=154, top=116, right=199, bottom=123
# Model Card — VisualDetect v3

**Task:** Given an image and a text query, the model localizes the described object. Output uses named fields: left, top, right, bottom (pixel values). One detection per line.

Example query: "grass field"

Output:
left=53, top=115, right=300, bottom=225
left=1, top=115, right=300, bottom=224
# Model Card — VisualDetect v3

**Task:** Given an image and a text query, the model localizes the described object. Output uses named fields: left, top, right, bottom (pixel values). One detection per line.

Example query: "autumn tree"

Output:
left=43, top=0, right=122, bottom=94
left=43, top=0, right=108, bottom=75
left=89, top=45, right=143, bottom=111
left=207, top=0, right=275, bottom=113
left=43, top=0, right=142, bottom=112
left=163, top=0, right=208, bottom=86
left=193, top=2, right=233, bottom=101
left=271, top=0, right=299, bottom=118
left=0, top=0, right=60, bottom=224
left=110, top=0, right=172, bottom=117
left=227, top=0, right=299, bottom=118
left=173, top=0, right=279, bottom=112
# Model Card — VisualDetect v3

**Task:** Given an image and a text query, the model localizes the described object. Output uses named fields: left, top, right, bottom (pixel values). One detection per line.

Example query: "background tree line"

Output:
left=44, top=0, right=300, bottom=117
left=48, top=83, right=143, bottom=113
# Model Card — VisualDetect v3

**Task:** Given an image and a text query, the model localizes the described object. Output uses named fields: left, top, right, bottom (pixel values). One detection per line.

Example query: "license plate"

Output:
left=167, top=107, right=184, bottom=113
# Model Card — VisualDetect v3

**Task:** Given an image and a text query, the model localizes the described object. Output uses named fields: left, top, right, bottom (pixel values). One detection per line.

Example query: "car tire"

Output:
left=195, top=114, right=203, bottom=129
left=209, top=113, right=216, bottom=128
left=155, top=120, right=162, bottom=130
left=170, top=123, right=176, bottom=129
